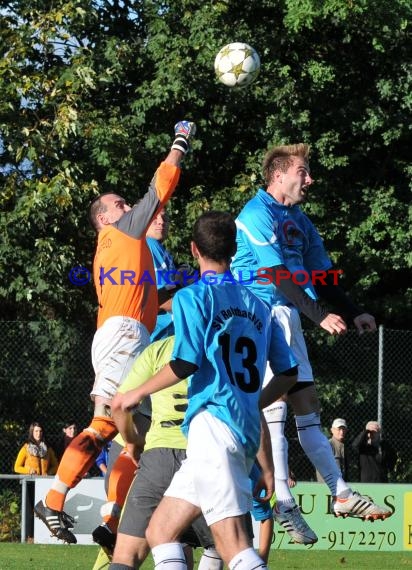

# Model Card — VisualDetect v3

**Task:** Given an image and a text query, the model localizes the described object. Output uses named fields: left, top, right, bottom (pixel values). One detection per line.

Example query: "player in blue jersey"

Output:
left=146, top=208, right=177, bottom=342
left=113, top=211, right=298, bottom=570
left=147, top=206, right=197, bottom=341
left=232, top=143, right=392, bottom=544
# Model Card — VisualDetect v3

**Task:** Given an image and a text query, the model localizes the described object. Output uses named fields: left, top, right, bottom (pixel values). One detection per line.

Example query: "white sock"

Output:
left=198, top=547, right=224, bottom=570
left=228, top=548, right=267, bottom=570
left=151, top=542, right=187, bottom=569
left=295, top=412, right=350, bottom=497
left=263, top=400, right=294, bottom=508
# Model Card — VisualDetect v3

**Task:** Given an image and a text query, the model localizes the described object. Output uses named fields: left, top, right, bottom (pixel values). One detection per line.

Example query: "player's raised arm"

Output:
left=115, top=121, right=196, bottom=239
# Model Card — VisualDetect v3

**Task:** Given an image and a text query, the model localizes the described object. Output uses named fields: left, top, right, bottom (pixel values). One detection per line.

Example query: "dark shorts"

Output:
left=105, top=439, right=123, bottom=495
left=118, top=447, right=214, bottom=548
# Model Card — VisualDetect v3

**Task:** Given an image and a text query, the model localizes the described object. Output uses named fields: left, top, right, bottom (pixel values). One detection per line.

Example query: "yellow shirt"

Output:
left=118, top=336, right=188, bottom=451
left=14, top=443, right=58, bottom=475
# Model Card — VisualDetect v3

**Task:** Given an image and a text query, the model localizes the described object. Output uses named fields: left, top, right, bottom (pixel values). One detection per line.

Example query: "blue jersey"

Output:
left=171, top=274, right=297, bottom=459
left=231, top=189, right=332, bottom=308
left=95, top=441, right=111, bottom=476
left=146, top=237, right=175, bottom=341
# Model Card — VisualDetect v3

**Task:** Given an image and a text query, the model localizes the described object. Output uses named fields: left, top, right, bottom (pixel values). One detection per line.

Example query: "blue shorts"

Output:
left=249, top=463, right=273, bottom=522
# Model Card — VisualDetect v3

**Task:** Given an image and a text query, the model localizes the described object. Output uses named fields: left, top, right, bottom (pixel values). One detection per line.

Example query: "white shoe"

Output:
left=273, top=504, right=318, bottom=544
left=333, top=491, right=392, bottom=521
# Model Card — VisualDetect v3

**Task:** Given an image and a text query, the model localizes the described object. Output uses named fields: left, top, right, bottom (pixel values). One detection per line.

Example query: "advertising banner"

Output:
left=254, top=483, right=412, bottom=552
left=34, top=477, right=106, bottom=545
left=34, top=479, right=411, bottom=551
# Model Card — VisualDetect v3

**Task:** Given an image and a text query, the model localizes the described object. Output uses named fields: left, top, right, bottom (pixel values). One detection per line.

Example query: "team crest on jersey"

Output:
left=282, top=220, right=300, bottom=244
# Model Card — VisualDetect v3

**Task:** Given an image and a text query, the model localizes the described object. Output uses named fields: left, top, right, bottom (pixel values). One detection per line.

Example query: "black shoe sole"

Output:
left=34, top=503, right=77, bottom=544
left=92, top=528, right=116, bottom=554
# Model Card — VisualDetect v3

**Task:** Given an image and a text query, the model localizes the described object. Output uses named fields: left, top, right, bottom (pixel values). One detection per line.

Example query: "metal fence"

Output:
left=1, top=321, right=411, bottom=495
left=287, top=325, right=412, bottom=484
left=0, top=475, right=46, bottom=542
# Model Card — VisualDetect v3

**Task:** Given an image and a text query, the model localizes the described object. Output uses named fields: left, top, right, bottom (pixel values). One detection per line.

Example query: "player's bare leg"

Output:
left=112, top=534, right=150, bottom=568
left=147, top=496, right=267, bottom=569
left=146, top=496, right=201, bottom=569
left=208, top=515, right=267, bottom=569
left=257, top=518, right=274, bottom=564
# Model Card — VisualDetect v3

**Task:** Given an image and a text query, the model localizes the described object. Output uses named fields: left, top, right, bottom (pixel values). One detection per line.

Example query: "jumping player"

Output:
left=34, top=120, right=196, bottom=544
left=114, top=211, right=298, bottom=570
left=91, top=207, right=179, bottom=554
left=231, top=142, right=392, bottom=544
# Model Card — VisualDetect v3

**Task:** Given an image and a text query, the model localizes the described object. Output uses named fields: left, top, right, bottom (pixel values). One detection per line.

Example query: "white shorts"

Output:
left=263, top=305, right=313, bottom=386
left=91, top=316, right=151, bottom=401
left=164, top=410, right=254, bottom=526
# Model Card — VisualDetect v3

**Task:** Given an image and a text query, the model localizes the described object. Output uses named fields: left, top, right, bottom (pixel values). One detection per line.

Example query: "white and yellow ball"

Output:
left=214, top=42, right=261, bottom=88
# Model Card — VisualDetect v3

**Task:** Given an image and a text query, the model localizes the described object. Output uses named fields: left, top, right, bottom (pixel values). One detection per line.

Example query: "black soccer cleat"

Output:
left=92, top=523, right=117, bottom=555
left=34, top=500, right=77, bottom=544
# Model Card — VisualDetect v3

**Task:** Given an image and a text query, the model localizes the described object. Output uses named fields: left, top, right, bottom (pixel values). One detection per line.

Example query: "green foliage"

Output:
left=0, top=320, right=94, bottom=473
left=0, top=2, right=411, bottom=472
left=0, top=0, right=411, bottom=326
left=0, top=489, right=20, bottom=542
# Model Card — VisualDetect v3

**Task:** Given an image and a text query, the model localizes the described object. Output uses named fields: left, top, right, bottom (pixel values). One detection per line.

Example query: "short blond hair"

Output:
left=263, top=143, right=310, bottom=186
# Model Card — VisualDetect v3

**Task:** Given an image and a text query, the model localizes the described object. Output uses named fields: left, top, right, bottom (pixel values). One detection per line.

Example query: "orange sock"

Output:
left=103, top=450, right=137, bottom=533
left=46, top=416, right=117, bottom=511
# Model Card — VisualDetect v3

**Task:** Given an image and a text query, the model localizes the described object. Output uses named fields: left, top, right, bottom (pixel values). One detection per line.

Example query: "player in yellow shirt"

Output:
left=109, top=336, right=223, bottom=570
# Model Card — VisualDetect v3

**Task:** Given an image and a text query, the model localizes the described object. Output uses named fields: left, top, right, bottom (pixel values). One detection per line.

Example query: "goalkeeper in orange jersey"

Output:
left=35, top=120, right=196, bottom=544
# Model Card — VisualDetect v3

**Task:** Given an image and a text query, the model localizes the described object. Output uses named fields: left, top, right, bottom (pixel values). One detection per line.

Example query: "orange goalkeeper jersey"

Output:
left=93, top=162, right=180, bottom=331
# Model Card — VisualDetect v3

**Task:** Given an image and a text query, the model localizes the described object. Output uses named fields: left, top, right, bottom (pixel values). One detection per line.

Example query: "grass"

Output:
left=0, top=544, right=411, bottom=570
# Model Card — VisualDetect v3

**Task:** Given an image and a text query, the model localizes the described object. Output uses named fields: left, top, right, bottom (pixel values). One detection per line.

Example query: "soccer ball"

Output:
left=214, top=42, right=260, bottom=88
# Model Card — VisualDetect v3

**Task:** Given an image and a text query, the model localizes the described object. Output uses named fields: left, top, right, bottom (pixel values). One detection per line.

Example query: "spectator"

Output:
left=352, top=421, right=397, bottom=483
left=14, top=422, right=58, bottom=540
left=316, top=418, right=348, bottom=482
left=95, top=441, right=112, bottom=477
left=55, top=421, right=78, bottom=461
left=14, top=422, right=58, bottom=476
left=288, top=468, right=297, bottom=488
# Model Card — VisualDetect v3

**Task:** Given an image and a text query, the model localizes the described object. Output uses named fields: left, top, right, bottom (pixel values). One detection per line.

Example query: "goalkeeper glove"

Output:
left=171, top=120, right=196, bottom=154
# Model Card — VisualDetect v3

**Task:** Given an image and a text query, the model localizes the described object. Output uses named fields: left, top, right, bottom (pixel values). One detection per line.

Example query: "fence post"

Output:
left=377, top=324, right=384, bottom=428
left=20, top=477, right=27, bottom=543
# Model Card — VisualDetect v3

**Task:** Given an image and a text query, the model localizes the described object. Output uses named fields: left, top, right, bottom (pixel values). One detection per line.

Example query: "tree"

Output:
left=0, top=0, right=411, bottom=480
left=0, top=0, right=410, bottom=326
